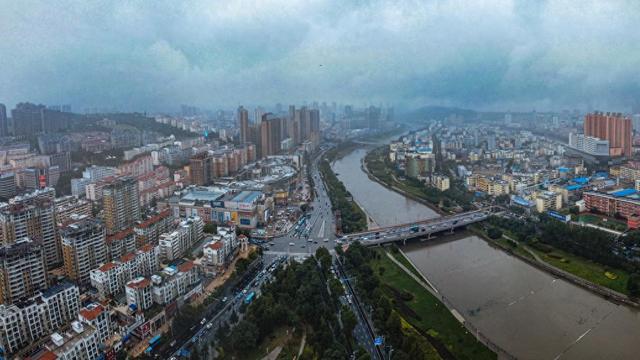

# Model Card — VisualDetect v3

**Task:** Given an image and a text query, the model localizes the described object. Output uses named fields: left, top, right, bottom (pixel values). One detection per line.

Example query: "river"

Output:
left=332, top=147, right=640, bottom=360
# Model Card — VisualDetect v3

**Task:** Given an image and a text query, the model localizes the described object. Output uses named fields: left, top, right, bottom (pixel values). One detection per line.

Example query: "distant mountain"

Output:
left=398, top=105, right=477, bottom=122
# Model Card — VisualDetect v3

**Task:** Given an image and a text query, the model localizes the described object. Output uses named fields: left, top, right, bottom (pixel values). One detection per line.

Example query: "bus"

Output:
left=149, top=334, right=162, bottom=346
left=244, top=291, right=255, bottom=304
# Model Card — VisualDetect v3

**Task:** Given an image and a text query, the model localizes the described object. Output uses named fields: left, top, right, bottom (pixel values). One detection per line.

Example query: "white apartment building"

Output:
left=46, top=321, right=101, bottom=360
left=203, top=226, right=238, bottom=267
left=78, top=303, right=112, bottom=343
left=0, top=282, right=80, bottom=355
left=158, top=216, right=203, bottom=261
left=125, top=277, right=153, bottom=311
left=151, top=261, right=199, bottom=305
left=90, top=244, right=160, bottom=300
left=535, top=191, right=563, bottom=213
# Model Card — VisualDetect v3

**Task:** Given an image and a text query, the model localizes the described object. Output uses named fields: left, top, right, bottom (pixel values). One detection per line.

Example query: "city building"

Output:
left=0, top=172, right=16, bottom=199
left=102, top=177, right=140, bottom=235
left=432, top=174, right=450, bottom=191
left=584, top=111, right=633, bottom=157
left=78, top=303, right=111, bottom=343
left=238, top=106, right=249, bottom=144
left=189, top=152, right=214, bottom=186
left=0, top=238, right=48, bottom=304
left=118, top=154, right=153, bottom=177
left=169, top=187, right=272, bottom=229
left=535, top=191, right=563, bottom=213
left=134, top=209, right=174, bottom=248
left=55, top=196, right=92, bottom=225
left=90, top=244, right=160, bottom=299
left=0, top=190, right=60, bottom=268
left=260, top=114, right=283, bottom=158
left=16, top=165, right=60, bottom=191
left=41, top=321, right=101, bottom=360
left=0, top=282, right=80, bottom=355
left=82, top=165, right=118, bottom=181
left=125, top=277, right=153, bottom=311
left=158, top=216, right=203, bottom=261
left=0, top=103, right=7, bottom=137
left=203, top=226, right=240, bottom=267
left=150, top=261, right=200, bottom=305
left=583, top=190, right=640, bottom=220
left=106, top=227, right=136, bottom=261
left=60, top=218, right=108, bottom=285
left=568, top=133, right=610, bottom=156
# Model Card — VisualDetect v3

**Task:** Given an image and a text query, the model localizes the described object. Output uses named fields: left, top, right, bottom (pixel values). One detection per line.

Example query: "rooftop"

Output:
left=79, top=303, right=104, bottom=321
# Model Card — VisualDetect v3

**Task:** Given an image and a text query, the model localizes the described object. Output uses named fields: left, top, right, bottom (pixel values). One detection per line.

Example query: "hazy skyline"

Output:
left=1, top=0, right=640, bottom=113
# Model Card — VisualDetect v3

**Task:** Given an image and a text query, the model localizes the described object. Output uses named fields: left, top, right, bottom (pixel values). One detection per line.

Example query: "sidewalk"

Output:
left=193, top=246, right=255, bottom=306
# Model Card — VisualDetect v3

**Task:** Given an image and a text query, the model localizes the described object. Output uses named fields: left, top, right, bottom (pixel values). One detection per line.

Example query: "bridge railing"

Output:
left=341, top=208, right=493, bottom=238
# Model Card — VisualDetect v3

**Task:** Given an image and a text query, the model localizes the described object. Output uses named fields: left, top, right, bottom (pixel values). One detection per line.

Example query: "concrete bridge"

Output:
left=339, top=208, right=494, bottom=246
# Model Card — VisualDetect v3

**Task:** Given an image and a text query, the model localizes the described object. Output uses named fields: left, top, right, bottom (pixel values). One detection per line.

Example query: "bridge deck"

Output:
left=340, top=208, right=493, bottom=246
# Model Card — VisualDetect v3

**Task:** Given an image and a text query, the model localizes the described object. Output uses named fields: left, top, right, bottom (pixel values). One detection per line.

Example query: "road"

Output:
left=163, top=254, right=284, bottom=359
left=341, top=209, right=492, bottom=246
left=264, top=149, right=339, bottom=255
left=164, top=147, right=380, bottom=359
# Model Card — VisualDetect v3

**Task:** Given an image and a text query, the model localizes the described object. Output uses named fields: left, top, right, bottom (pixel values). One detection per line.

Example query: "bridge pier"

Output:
left=403, top=238, right=406, bottom=246
left=449, top=227, right=454, bottom=234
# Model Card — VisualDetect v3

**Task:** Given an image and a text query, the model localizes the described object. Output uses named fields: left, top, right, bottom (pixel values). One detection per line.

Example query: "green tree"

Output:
left=487, top=227, right=503, bottom=240
left=315, top=247, right=332, bottom=273
left=203, top=223, right=217, bottom=234
left=341, top=305, right=357, bottom=341
left=229, top=310, right=238, bottom=324
left=228, top=320, right=258, bottom=353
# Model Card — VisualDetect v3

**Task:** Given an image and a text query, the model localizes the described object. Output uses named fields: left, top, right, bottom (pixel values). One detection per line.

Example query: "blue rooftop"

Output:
left=231, top=191, right=261, bottom=203
left=612, top=189, right=637, bottom=197
left=566, top=184, right=582, bottom=191
left=558, top=167, right=569, bottom=173
left=572, top=177, right=589, bottom=185
left=182, top=188, right=227, bottom=202
left=512, top=196, right=532, bottom=207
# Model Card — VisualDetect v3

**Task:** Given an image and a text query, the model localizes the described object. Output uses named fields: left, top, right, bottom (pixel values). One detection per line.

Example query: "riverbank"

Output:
left=342, top=243, right=497, bottom=360
left=470, top=226, right=640, bottom=308
left=361, top=146, right=448, bottom=216
left=319, top=143, right=368, bottom=234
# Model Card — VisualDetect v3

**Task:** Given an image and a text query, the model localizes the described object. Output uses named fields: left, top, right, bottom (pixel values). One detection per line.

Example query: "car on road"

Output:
left=323, top=238, right=329, bottom=242
left=289, top=242, right=295, bottom=246
left=222, top=296, right=228, bottom=302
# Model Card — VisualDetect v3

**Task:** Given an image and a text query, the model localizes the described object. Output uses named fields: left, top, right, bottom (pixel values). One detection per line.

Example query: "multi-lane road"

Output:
left=341, top=209, right=492, bottom=246
left=264, top=149, right=339, bottom=256
left=162, top=254, right=284, bottom=359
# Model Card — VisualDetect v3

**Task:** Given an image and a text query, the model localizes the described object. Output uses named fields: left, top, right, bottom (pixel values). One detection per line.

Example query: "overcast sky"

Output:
left=1, top=0, right=639, bottom=113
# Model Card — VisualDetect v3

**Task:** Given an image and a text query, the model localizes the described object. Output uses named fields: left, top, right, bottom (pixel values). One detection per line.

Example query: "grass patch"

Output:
left=388, top=247, right=425, bottom=278
left=236, top=327, right=298, bottom=360
left=529, top=246, right=630, bottom=295
left=492, top=237, right=535, bottom=260
left=577, top=214, right=627, bottom=232
left=370, top=248, right=496, bottom=360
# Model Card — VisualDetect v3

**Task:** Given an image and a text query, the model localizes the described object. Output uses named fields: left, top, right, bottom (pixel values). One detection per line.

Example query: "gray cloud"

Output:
left=1, top=0, right=639, bottom=112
